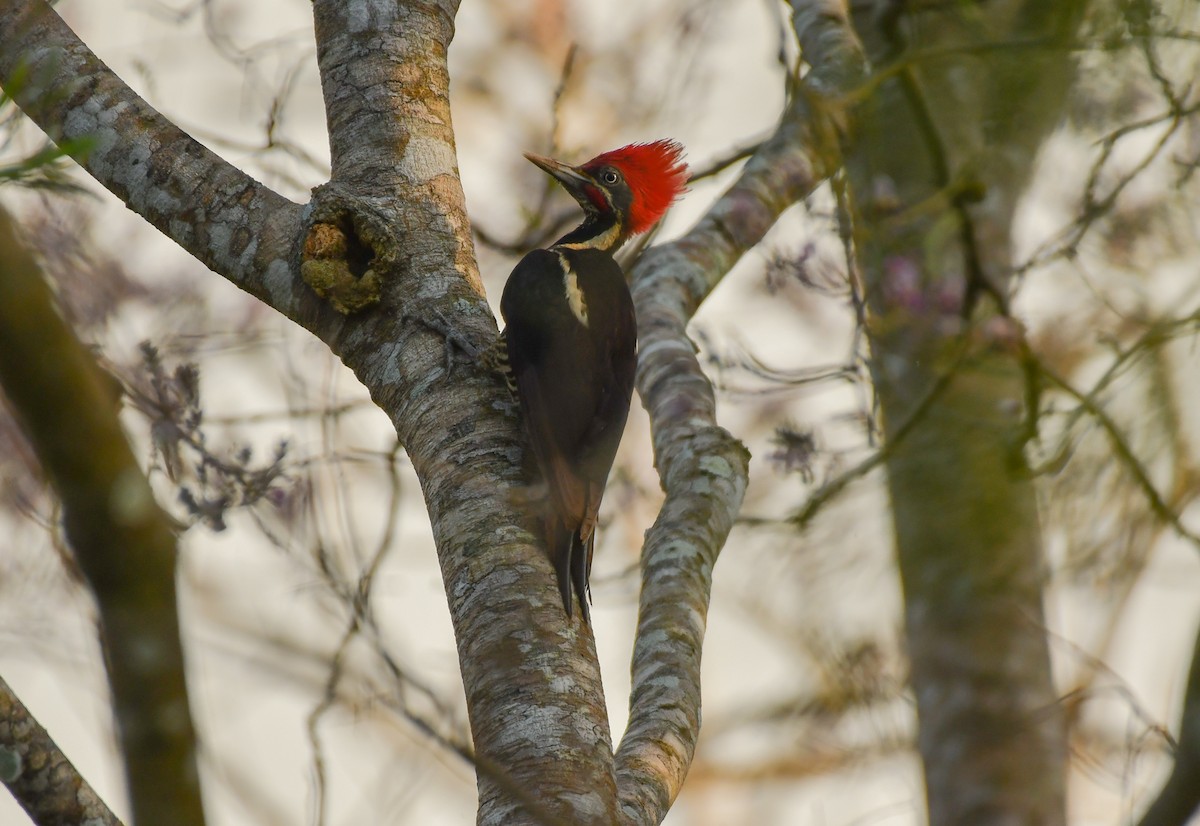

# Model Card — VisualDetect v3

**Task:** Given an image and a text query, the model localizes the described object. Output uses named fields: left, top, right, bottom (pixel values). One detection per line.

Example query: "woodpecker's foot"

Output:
left=403, top=310, right=482, bottom=375
left=481, top=331, right=517, bottom=398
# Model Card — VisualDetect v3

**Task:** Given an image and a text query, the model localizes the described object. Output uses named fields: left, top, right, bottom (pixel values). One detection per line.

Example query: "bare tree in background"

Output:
left=1, top=1, right=1199, bottom=825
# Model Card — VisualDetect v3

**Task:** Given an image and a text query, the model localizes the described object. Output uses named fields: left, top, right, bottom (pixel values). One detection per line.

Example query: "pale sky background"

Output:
left=1, top=1, right=1199, bottom=825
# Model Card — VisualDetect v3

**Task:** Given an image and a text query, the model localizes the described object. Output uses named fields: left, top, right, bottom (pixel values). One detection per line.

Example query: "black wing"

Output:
left=500, top=247, right=637, bottom=620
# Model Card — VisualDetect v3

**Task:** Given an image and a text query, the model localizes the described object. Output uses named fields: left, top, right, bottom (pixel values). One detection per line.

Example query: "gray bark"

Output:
left=614, top=4, right=865, bottom=819
left=0, top=0, right=905, bottom=822
left=0, top=1, right=618, bottom=822
left=0, top=674, right=122, bottom=826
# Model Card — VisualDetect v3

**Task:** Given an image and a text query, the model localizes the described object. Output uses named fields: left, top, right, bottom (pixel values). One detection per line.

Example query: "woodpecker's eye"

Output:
left=600, top=169, right=621, bottom=185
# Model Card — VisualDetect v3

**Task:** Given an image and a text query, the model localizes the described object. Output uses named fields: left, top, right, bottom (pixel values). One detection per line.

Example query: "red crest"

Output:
left=583, top=140, right=689, bottom=236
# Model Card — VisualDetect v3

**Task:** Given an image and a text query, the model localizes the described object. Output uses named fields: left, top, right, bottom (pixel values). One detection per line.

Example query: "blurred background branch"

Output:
left=0, top=0, right=1197, bottom=823
left=0, top=202, right=203, bottom=824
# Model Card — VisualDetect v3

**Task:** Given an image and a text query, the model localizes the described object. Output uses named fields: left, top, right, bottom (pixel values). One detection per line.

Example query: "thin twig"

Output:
left=1038, top=363, right=1200, bottom=549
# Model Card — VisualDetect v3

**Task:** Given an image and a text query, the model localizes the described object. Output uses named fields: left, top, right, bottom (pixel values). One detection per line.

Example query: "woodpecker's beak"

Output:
left=524, top=152, right=595, bottom=204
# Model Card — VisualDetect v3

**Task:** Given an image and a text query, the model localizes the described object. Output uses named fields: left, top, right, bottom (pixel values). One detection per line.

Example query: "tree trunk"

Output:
left=844, top=1, right=1088, bottom=822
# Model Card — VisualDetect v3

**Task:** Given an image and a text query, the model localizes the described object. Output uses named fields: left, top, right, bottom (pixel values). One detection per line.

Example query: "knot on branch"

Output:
left=300, top=185, right=400, bottom=314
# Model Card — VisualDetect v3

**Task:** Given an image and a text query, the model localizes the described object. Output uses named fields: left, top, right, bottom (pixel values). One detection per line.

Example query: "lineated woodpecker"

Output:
left=497, top=140, right=688, bottom=622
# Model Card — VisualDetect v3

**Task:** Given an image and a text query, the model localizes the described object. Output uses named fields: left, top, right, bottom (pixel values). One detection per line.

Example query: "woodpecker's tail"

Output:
left=549, top=519, right=592, bottom=623
left=570, top=531, right=593, bottom=625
